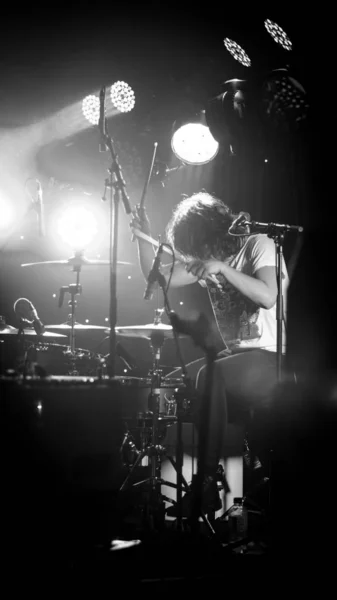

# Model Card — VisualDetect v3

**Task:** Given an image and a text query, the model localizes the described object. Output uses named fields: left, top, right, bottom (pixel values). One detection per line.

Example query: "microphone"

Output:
left=144, top=244, right=165, bottom=300
left=99, top=86, right=108, bottom=152
left=13, top=298, right=45, bottom=336
left=36, top=180, right=45, bottom=237
left=228, top=211, right=251, bottom=235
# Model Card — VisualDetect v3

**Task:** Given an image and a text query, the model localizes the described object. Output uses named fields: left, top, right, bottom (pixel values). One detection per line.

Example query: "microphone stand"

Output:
left=244, top=220, right=303, bottom=383
left=100, top=106, right=132, bottom=378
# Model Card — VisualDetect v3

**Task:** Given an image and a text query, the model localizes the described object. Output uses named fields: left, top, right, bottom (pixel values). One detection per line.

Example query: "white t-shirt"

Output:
left=202, top=234, right=288, bottom=352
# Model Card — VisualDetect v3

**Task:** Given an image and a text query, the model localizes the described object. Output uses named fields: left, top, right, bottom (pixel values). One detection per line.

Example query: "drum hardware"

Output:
left=49, top=254, right=109, bottom=376
left=0, top=317, right=67, bottom=376
left=56, top=271, right=81, bottom=375
left=21, top=250, right=133, bottom=269
left=118, top=309, right=192, bottom=531
left=120, top=423, right=141, bottom=468
left=45, top=323, right=107, bottom=331
left=18, top=332, right=43, bottom=378
left=0, top=324, right=67, bottom=338
left=141, top=277, right=220, bottom=536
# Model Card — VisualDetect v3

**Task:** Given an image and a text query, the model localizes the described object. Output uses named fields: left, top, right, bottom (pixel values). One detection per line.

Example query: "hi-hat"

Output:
left=109, top=323, right=186, bottom=340
left=0, top=325, right=67, bottom=338
left=45, top=322, right=107, bottom=331
left=21, top=255, right=133, bottom=268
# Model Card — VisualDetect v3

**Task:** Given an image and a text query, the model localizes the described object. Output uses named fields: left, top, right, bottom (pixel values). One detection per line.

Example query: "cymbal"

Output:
left=45, top=322, right=107, bottom=331
left=110, top=323, right=186, bottom=340
left=0, top=325, right=67, bottom=338
left=21, top=255, right=133, bottom=268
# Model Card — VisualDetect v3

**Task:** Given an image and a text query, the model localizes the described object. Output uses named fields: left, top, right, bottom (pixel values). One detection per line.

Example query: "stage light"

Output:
left=82, top=95, right=100, bottom=125
left=262, top=68, right=309, bottom=129
left=264, top=19, right=292, bottom=51
left=206, top=79, right=251, bottom=150
left=223, top=38, right=251, bottom=67
left=55, top=205, right=98, bottom=250
left=110, top=81, right=135, bottom=113
left=171, top=116, right=219, bottom=165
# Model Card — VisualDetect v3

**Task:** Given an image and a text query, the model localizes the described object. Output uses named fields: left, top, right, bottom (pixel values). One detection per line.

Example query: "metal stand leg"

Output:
left=118, top=401, right=170, bottom=530
left=58, top=261, right=83, bottom=375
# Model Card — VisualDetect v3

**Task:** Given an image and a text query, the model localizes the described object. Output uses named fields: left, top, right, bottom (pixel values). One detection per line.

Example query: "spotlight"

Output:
left=171, top=112, right=219, bottom=165
left=264, top=19, right=292, bottom=51
left=223, top=38, right=251, bottom=67
left=110, top=81, right=135, bottom=113
left=262, top=68, right=309, bottom=128
left=55, top=205, right=98, bottom=250
left=82, top=94, right=100, bottom=125
left=206, top=79, right=252, bottom=149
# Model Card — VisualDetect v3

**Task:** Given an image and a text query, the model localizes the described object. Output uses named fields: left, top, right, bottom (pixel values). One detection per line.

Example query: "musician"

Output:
left=131, top=191, right=288, bottom=512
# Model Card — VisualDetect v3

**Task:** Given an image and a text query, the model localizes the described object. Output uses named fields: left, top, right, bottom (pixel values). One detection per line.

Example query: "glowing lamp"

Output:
left=110, top=81, right=135, bottom=113
left=223, top=38, right=251, bottom=67
left=56, top=205, right=98, bottom=250
left=171, top=112, right=219, bottom=165
left=264, top=19, right=292, bottom=51
left=82, top=94, right=100, bottom=125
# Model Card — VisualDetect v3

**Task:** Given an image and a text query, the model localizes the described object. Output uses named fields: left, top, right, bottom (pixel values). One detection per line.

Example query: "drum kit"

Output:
left=0, top=250, right=196, bottom=533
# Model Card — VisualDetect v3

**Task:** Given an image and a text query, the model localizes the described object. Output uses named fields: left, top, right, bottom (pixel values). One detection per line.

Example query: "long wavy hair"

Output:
left=166, top=191, right=245, bottom=261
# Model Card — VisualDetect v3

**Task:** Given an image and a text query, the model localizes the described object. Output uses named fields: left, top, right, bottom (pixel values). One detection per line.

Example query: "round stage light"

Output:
left=171, top=122, right=219, bottom=165
left=110, top=81, right=135, bottom=113
left=56, top=205, right=98, bottom=250
left=82, top=95, right=100, bottom=125
left=262, top=68, right=309, bottom=128
left=264, top=19, right=292, bottom=51
left=223, top=38, right=251, bottom=67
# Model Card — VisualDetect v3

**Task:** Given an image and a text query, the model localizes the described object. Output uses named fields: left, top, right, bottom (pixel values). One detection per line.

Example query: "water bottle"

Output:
left=227, top=497, right=248, bottom=542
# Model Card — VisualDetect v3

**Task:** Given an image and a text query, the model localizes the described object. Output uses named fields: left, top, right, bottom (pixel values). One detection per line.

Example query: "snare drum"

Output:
left=112, top=376, right=184, bottom=421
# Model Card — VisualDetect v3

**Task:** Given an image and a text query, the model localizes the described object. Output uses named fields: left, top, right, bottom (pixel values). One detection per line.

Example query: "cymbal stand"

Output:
left=58, top=265, right=82, bottom=375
